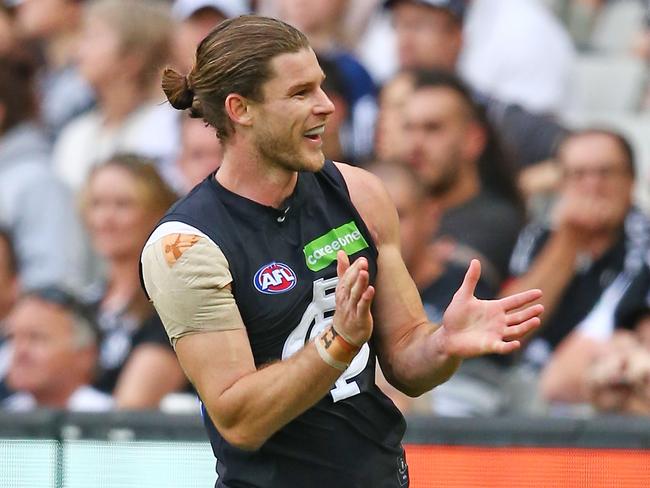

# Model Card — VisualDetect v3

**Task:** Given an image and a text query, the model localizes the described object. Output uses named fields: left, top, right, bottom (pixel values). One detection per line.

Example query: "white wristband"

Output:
left=315, top=333, right=349, bottom=371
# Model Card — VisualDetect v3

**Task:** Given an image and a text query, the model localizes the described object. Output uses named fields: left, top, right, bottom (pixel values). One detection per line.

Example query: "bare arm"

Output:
left=113, top=344, right=187, bottom=409
left=172, top=257, right=374, bottom=451
left=337, top=163, right=544, bottom=396
left=500, top=227, right=580, bottom=320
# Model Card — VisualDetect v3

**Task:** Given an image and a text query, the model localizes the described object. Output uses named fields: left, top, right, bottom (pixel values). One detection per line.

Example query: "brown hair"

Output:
left=82, top=154, right=178, bottom=218
left=0, top=51, right=38, bottom=134
left=162, top=15, right=310, bottom=142
left=85, top=0, right=172, bottom=90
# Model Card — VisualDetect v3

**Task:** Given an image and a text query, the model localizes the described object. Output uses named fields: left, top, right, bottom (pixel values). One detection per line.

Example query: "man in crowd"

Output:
left=3, top=289, right=113, bottom=411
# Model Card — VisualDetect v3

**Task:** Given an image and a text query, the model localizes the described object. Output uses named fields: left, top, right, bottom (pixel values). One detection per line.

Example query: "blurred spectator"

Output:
left=375, top=71, right=414, bottom=164
left=171, top=0, right=250, bottom=72
left=404, top=70, right=524, bottom=297
left=504, top=129, right=650, bottom=385
left=81, top=155, right=186, bottom=409
left=539, top=251, right=650, bottom=414
left=53, top=0, right=180, bottom=191
left=0, top=228, right=18, bottom=402
left=384, top=0, right=568, bottom=170
left=459, top=0, right=576, bottom=115
left=278, top=0, right=378, bottom=162
left=14, top=0, right=95, bottom=139
left=170, top=114, right=223, bottom=194
left=3, top=289, right=113, bottom=412
left=0, top=2, right=17, bottom=55
left=400, top=71, right=525, bottom=416
left=318, top=55, right=351, bottom=163
left=0, top=51, right=88, bottom=293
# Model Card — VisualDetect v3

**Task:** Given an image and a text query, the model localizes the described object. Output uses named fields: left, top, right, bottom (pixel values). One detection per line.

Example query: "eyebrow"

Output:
left=287, top=73, right=326, bottom=95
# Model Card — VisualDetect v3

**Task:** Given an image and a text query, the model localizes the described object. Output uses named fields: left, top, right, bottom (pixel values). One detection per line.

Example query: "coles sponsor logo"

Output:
left=253, top=262, right=297, bottom=294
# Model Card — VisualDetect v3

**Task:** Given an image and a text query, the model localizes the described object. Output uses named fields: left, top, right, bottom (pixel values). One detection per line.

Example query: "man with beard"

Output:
left=400, top=70, right=526, bottom=416
left=140, top=16, right=543, bottom=486
left=403, top=70, right=525, bottom=299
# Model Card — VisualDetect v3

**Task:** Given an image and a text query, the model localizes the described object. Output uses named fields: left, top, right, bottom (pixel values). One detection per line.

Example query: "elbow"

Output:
left=220, top=426, right=266, bottom=452
left=204, top=402, right=268, bottom=451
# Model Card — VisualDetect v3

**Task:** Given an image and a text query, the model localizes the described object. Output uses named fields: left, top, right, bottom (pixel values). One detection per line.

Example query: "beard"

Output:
left=424, top=162, right=460, bottom=197
left=254, top=123, right=324, bottom=173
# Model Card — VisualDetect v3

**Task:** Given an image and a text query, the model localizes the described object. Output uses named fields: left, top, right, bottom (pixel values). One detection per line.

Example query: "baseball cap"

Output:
left=384, top=0, right=466, bottom=22
left=172, top=0, right=249, bottom=21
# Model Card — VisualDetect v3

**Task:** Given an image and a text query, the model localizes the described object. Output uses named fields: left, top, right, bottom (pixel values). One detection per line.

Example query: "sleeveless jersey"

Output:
left=154, top=161, right=408, bottom=488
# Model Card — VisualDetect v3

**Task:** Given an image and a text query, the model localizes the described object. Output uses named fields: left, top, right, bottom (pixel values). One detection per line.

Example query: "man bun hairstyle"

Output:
left=161, top=15, right=310, bottom=143
left=161, top=68, right=202, bottom=118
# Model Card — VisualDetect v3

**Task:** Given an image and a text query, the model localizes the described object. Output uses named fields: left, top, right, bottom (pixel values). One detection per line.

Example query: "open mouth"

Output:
left=304, top=125, right=325, bottom=141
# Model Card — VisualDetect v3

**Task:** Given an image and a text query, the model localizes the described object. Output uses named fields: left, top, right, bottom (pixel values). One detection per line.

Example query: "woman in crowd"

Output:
left=82, top=154, right=185, bottom=409
left=53, top=0, right=179, bottom=192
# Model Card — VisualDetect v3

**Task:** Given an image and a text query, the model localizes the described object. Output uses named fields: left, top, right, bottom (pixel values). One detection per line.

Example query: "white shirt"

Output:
left=458, top=0, right=576, bottom=114
left=3, top=385, right=114, bottom=412
left=53, top=102, right=181, bottom=191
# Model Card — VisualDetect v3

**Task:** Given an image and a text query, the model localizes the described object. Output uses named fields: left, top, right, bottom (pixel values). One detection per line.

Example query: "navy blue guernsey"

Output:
left=155, top=161, right=408, bottom=488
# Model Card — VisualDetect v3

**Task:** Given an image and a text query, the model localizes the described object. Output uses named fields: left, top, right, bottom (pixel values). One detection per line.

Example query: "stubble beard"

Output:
left=257, top=128, right=324, bottom=173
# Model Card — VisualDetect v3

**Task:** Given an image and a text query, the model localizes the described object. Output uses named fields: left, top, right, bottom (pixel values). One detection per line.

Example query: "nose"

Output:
left=315, top=88, right=335, bottom=116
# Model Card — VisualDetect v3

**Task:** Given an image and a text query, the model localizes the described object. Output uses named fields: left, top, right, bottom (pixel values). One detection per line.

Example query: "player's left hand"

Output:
left=440, top=259, right=543, bottom=358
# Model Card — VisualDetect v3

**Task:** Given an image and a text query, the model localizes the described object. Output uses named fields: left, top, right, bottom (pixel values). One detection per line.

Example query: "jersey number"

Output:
left=281, top=277, right=369, bottom=402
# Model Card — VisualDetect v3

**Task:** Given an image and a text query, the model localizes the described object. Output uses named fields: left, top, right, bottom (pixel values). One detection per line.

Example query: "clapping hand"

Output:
left=440, top=260, right=543, bottom=358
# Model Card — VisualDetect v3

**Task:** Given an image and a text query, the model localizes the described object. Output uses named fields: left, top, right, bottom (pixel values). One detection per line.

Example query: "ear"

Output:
left=464, top=121, right=486, bottom=163
left=224, top=94, right=254, bottom=128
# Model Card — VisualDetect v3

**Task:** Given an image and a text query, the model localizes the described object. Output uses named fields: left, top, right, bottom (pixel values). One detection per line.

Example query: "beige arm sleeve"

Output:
left=141, top=234, right=244, bottom=348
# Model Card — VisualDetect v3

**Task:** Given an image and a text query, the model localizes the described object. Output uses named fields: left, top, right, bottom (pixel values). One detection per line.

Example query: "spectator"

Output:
left=14, top=0, right=95, bottom=139
left=317, top=55, right=352, bottom=163
left=384, top=0, right=568, bottom=169
left=404, top=70, right=524, bottom=295
left=0, top=228, right=18, bottom=402
left=0, top=2, right=17, bottom=56
left=278, top=0, right=378, bottom=162
left=0, top=51, right=88, bottom=294
left=170, top=114, right=224, bottom=195
left=401, top=71, right=525, bottom=416
left=53, top=0, right=179, bottom=191
left=3, top=289, right=113, bottom=412
left=375, top=70, right=414, bottom=164
left=504, top=129, right=650, bottom=394
left=171, top=0, right=250, bottom=72
left=81, top=154, right=186, bottom=409
left=459, top=0, right=575, bottom=115
left=539, top=252, right=650, bottom=414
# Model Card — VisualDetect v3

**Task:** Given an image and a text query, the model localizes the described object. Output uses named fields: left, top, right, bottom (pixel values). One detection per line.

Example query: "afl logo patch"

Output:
left=253, top=262, right=297, bottom=294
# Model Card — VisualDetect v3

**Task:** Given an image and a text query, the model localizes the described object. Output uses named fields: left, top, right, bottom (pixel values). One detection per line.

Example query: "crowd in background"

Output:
left=1, top=0, right=650, bottom=419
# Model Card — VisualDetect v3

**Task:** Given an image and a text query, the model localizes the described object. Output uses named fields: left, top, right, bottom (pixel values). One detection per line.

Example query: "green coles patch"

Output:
left=303, top=221, right=369, bottom=272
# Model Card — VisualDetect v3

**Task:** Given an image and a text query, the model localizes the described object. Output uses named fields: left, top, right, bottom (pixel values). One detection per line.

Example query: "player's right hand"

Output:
left=332, top=251, right=375, bottom=347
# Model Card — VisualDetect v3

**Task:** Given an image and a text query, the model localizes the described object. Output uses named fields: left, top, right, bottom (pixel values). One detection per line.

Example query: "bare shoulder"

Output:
left=334, top=162, right=398, bottom=245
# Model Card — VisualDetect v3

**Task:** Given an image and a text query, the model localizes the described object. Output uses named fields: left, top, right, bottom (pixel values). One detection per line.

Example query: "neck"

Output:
left=438, top=163, right=480, bottom=211
left=103, top=256, right=142, bottom=310
left=33, top=380, right=81, bottom=409
left=45, top=29, right=80, bottom=70
left=217, top=143, right=299, bottom=208
left=96, top=79, right=143, bottom=127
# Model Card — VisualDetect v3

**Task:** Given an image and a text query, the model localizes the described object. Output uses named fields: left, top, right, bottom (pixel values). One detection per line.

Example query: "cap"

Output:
left=384, top=0, right=466, bottom=22
left=172, top=0, right=249, bottom=21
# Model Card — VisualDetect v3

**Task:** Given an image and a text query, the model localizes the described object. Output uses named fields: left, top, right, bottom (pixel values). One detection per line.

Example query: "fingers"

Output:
left=356, top=285, right=375, bottom=317
left=506, top=304, right=544, bottom=326
left=336, top=251, right=350, bottom=279
left=499, top=288, right=542, bottom=312
left=337, top=257, right=369, bottom=304
left=492, top=339, right=521, bottom=355
left=456, top=259, right=481, bottom=299
left=502, top=317, right=541, bottom=341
